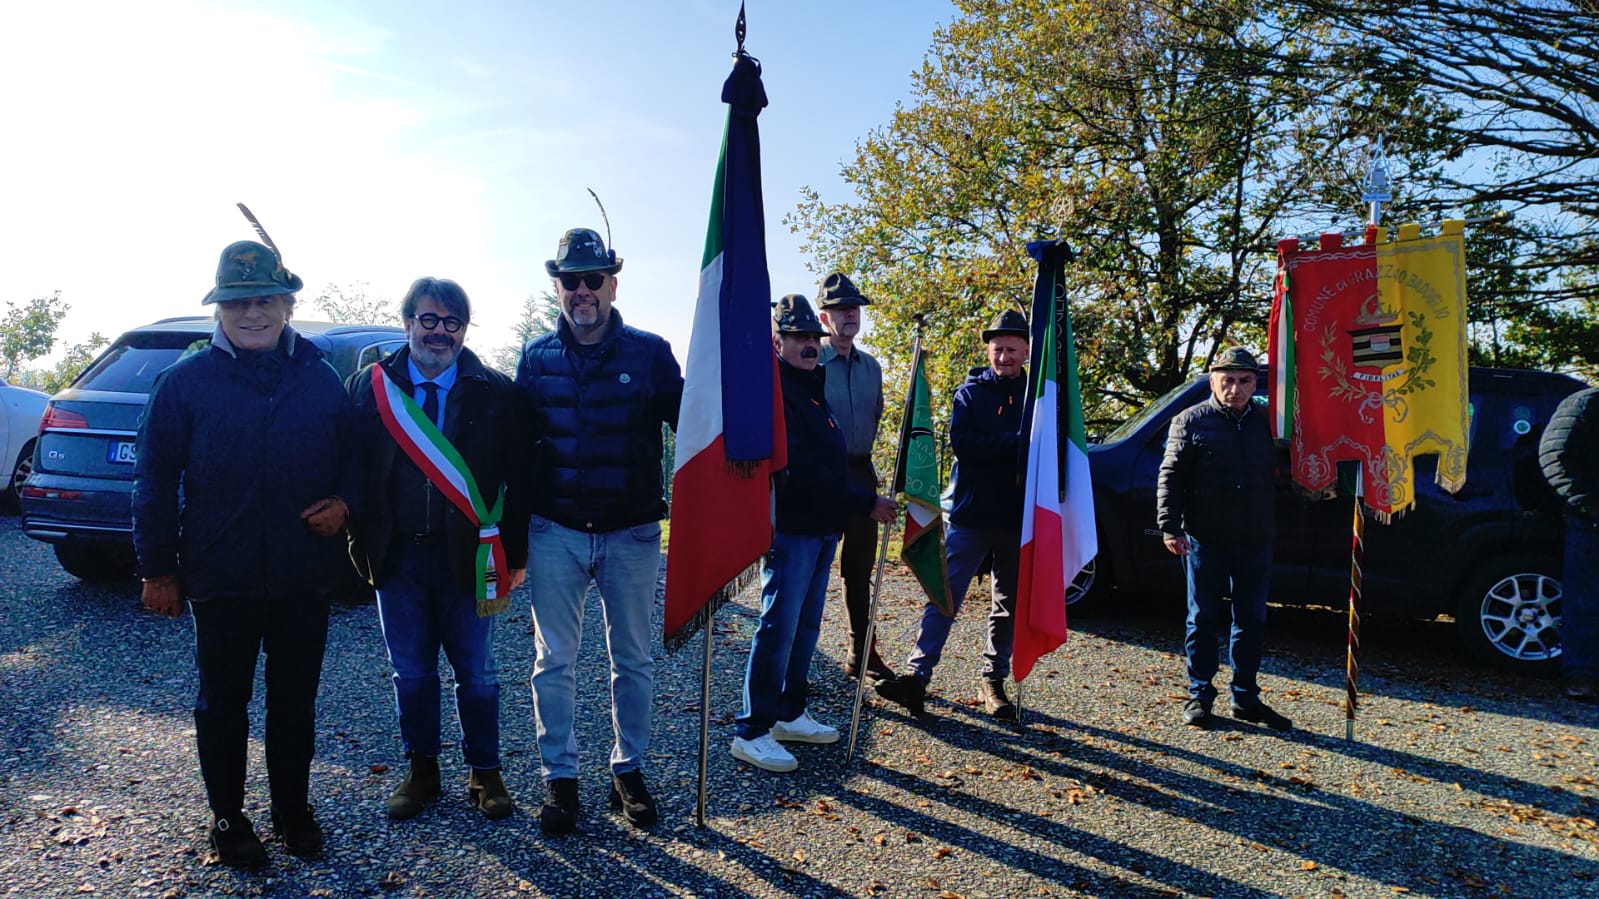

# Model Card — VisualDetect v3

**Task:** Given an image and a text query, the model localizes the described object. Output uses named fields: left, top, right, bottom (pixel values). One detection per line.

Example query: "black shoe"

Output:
left=539, top=778, right=580, bottom=835
left=208, top=814, right=268, bottom=868
left=875, top=674, right=927, bottom=715
left=846, top=649, right=896, bottom=685
left=387, top=755, right=442, bottom=821
left=468, top=768, right=515, bottom=821
left=269, top=804, right=323, bottom=858
left=608, top=769, right=658, bottom=828
left=980, top=678, right=1017, bottom=720
left=1231, top=699, right=1293, bottom=731
left=1182, top=698, right=1213, bottom=728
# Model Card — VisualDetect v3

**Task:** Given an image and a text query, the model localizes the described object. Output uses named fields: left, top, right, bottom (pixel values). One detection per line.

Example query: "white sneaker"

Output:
left=730, top=733, right=798, bottom=772
left=770, top=711, right=840, bottom=745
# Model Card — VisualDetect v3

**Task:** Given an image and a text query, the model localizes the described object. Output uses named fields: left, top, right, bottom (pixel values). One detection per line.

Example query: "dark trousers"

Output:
left=190, top=593, right=331, bottom=820
left=1183, top=538, right=1272, bottom=704
left=839, top=458, right=880, bottom=664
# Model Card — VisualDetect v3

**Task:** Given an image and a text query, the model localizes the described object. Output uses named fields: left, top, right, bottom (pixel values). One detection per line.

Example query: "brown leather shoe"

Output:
left=980, top=678, right=1017, bottom=720
left=387, top=755, right=441, bottom=821
left=468, top=767, right=515, bottom=820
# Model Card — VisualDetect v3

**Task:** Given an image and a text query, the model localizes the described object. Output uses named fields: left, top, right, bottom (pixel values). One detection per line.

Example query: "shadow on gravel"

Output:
left=860, top=701, right=1596, bottom=896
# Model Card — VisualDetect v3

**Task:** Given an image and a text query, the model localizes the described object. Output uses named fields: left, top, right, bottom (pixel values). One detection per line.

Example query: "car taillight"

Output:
left=38, top=404, right=89, bottom=432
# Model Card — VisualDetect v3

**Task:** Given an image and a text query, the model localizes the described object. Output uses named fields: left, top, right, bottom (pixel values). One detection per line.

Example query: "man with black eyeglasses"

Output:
left=347, top=277, right=531, bottom=824
left=514, top=228, right=684, bottom=834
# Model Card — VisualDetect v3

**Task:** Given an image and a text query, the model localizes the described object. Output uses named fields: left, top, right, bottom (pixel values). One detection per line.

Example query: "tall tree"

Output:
left=309, top=282, right=395, bottom=325
left=792, top=0, right=1450, bottom=427
left=1, top=292, right=68, bottom=381
left=487, top=290, right=561, bottom=375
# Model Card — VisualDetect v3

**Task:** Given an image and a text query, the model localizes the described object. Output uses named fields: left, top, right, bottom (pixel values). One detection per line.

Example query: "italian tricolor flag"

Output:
left=661, top=52, right=785, bottom=652
left=1014, top=240, right=1097, bottom=683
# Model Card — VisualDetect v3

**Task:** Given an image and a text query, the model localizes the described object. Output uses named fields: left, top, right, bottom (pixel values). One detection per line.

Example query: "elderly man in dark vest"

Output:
left=515, top=228, right=684, bottom=833
left=133, top=240, right=361, bottom=866
left=347, top=277, right=530, bottom=824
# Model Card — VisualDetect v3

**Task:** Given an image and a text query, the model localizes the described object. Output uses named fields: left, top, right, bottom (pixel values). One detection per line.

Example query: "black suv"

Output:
left=19, top=317, right=405, bottom=581
left=1081, top=366, right=1587, bottom=675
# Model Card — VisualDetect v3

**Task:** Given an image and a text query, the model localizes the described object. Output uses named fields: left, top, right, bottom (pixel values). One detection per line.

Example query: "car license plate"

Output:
left=108, top=441, right=137, bottom=464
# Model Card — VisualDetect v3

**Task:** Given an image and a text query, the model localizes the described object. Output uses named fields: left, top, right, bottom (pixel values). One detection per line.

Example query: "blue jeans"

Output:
left=527, top=513, right=660, bottom=780
left=376, top=543, right=501, bottom=770
left=1561, top=522, right=1599, bottom=680
left=905, top=524, right=1019, bottom=683
left=736, top=532, right=839, bottom=740
left=1184, top=537, right=1272, bottom=704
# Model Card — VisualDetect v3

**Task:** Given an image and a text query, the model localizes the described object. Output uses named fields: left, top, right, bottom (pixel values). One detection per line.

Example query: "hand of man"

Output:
left=506, top=568, right=527, bottom=592
left=301, top=497, right=350, bottom=537
left=140, top=574, right=185, bottom=618
left=1163, top=534, right=1190, bottom=557
left=868, top=495, right=898, bottom=524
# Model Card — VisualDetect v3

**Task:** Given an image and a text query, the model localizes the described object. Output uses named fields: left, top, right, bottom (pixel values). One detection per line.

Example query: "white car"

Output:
left=1, top=377, right=49, bottom=513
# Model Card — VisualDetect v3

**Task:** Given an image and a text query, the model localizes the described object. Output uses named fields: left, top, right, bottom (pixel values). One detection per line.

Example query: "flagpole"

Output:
left=1346, top=479, right=1364, bottom=741
left=695, top=618, right=713, bottom=825
left=846, top=319, right=924, bottom=763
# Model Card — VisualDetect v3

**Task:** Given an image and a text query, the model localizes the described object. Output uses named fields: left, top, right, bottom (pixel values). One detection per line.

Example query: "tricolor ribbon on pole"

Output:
left=370, top=367, right=508, bottom=615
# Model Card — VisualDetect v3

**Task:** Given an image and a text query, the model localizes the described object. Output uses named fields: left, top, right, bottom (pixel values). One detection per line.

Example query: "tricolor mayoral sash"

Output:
left=1268, top=221, right=1469, bottom=520
left=371, top=367, right=509, bottom=615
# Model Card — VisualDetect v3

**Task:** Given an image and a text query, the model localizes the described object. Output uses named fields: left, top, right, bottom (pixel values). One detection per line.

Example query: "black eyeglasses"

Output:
left=414, top=313, right=465, bottom=333
left=558, top=272, right=608, bottom=291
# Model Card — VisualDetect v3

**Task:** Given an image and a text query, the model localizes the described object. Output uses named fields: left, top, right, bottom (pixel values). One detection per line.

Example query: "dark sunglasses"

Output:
left=414, top=312, right=465, bottom=333
left=558, top=272, right=609, bottom=291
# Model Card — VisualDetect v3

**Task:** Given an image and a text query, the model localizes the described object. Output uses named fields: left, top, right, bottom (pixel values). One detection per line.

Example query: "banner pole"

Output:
left=1347, top=482, right=1364, bottom=742
left=847, top=325, right=923, bottom=764
left=695, top=615, right=713, bottom=825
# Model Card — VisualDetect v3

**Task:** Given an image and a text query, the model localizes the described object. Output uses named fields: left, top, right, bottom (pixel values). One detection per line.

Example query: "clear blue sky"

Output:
left=1, top=0, right=957, bottom=363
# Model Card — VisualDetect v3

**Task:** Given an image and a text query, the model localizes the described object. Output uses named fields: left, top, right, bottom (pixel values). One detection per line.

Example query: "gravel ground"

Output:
left=2, top=515, right=1597, bottom=899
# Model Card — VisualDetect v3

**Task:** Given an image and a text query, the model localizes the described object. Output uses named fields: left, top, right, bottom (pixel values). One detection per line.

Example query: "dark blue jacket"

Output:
left=346, top=346, right=533, bottom=587
left=132, top=326, right=363, bottom=597
left=1156, top=394, right=1278, bottom=543
left=947, top=366, right=1026, bottom=530
left=514, top=311, right=683, bottom=532
left=1540, top=386, right=1599, bottom=532
left=775, top=358, right=876, bottom=535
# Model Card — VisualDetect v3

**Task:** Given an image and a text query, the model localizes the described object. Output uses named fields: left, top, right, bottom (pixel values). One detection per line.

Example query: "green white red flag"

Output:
left=894, top=335, right=953, bottom=616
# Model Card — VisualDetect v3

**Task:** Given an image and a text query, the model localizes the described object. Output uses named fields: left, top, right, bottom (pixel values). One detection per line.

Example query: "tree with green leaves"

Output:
left=488, top=290, right=561, bottom=375
left=1, top=292, right=69, bottom=381
left=16, top=332, right=109, bottom=394
left=792, top=0, right=1453, bottom=431
left=309, top=282, right=394, bottom=325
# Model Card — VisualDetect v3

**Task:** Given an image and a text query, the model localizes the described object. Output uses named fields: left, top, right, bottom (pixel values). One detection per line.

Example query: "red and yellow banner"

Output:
left=1269, top=222, right=1469, bottom=518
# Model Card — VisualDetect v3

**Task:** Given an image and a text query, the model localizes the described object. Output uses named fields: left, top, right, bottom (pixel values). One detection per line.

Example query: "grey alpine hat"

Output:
left=1210, top=346, right=1261, bottom=372
left=981, top=308, right=1029, bottom=343
left=202, top=240, right=303, bottom=305
left=773, top=294, right=827, bottom=335
left=815, top=272, right=870, bottom=308
left=545, top=227, right=623, bottom=277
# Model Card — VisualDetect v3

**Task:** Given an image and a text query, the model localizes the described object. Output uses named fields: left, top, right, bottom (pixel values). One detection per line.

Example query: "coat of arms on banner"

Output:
left=1268, top=221, right=1470, bottom=519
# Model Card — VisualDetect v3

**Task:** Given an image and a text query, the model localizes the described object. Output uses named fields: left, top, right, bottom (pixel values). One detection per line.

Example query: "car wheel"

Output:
left=1453, top=553, right=1562, bottom=675
left=2, top=439, right=34, bottom=515
left=53, top=544, right=137, bottom=582
left=1065, top=556, right=1110, bottom=616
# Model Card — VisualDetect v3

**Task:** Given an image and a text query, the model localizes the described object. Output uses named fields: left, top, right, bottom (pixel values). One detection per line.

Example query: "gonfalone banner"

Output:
left=1267, top=221, right=1469, bottom=519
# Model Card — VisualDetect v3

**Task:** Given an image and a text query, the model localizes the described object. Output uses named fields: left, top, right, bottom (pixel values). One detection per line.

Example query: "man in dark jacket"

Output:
left=815, top=272, right=893, bottom=684
left=1156, top=347, right=1291, bottom=731
left=731, top=295, right=896, bottom=773
left=1539, top=385, right=1599, bottom=703
left=347, top=277, right=531, bottom=823
left=133, top=240, right=361, bottom=866
left=514, top=228, right=683, bottom=833
left=877, top=309, right=1030, bottom=720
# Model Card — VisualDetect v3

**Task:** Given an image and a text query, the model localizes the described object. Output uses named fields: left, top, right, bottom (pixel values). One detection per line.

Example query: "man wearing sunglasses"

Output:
left=514, top=228, right=684, bottom=834
left=347, top=277, right=531, bottom=825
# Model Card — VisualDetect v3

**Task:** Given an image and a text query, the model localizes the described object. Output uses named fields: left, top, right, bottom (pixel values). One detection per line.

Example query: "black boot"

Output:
left=386, top=755, right=441, bottom=821
left=468, top=768, right=515, bottom=820
left=539, top=778, right=580, bottom=835
left=608, top=769, right=658, bottom=828
left=980, top=678, right=1017, bottom=720
left=270, top=804, right=324, bottom=858
left=875, top=674, right=927, bottom=715
left=208, top=814, right=268, bottom=868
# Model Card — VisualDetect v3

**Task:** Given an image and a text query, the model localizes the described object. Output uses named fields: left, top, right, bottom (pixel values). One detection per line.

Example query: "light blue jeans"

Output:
left=527, top=513, right=660, bottom=780
left=736, top=532, right=840, bottom=740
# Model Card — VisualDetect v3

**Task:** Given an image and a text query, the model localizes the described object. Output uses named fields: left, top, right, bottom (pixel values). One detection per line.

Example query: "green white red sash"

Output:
left=371, top=366, right=507, bottom=605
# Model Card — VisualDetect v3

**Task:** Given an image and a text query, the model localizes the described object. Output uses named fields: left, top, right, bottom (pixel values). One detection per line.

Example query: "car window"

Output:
left=72, top=333, right=209, bottom=393
left=1102, top=380, right=1198, bottom=443
left=356, top=340, right=406, bottom=370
